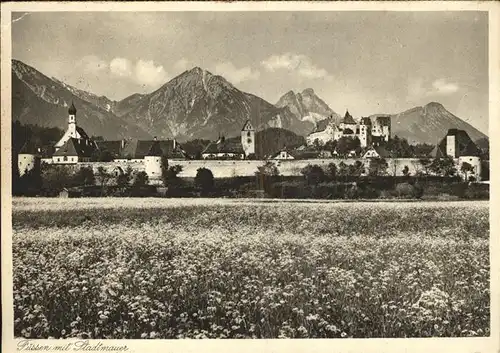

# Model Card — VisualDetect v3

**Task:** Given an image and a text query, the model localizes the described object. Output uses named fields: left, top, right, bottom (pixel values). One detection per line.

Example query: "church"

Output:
left=46, top=103, right=188, bottom=165
left=51, top=102, right=97, bottom=164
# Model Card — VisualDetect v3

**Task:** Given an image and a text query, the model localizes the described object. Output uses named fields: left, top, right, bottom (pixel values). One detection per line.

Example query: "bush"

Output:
left=301, top=165, right=326, bottom=185
left=413, top=182, right=425, bottom=199
left=464, top=184, right=489, bottom=200
left=395, top=183, right=415, bottom=198
left=195, top=168, right=214, bottom=194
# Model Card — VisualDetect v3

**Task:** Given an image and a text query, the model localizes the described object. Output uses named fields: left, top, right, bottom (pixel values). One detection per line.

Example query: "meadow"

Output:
left=12, top=198, right=490, bottom=339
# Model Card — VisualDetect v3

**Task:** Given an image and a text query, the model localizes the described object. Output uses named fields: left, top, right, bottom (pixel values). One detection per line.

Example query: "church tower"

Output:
left=68, top=102, right=77, bottom=138
left=241, top=120, right=255, bottom=157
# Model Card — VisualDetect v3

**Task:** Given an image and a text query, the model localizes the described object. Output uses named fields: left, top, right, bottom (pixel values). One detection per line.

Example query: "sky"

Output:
left=12, top=11, right=489, bottom=134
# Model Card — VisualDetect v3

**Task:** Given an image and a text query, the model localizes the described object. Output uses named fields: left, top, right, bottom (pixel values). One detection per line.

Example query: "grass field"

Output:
left=12, top=198, right=490, bottom=339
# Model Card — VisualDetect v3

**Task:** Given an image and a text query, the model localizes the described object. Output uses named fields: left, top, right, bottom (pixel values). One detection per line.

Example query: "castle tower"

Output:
left=68, top=101, right=77, bottom=138
left=241, top=120, right=255, bottom=157
left=144, top=137, right=163, bottom=182
left=359, top=117, right=372, bottom=148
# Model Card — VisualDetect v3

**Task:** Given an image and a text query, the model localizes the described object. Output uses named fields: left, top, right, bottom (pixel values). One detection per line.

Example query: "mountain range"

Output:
left=275, top=88, right=341, bottom=127
left=11, top=59, right=487, bottom=145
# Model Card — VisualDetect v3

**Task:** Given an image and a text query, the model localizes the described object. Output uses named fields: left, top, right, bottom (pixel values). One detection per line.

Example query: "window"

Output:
left=64, top=156, right=68, bottom=161
left=247, top=138, right=252, bottom=144
left=247, top=132, right=251, bottom=137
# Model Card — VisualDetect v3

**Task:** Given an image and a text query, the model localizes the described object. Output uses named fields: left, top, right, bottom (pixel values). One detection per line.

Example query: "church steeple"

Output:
left=68, top=101, right=77, bottom=136
left=68, top=101, right=77, bottom=115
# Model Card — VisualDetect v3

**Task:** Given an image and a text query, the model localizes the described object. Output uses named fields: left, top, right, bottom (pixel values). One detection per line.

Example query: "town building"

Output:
left=361, top=145, right=390, bottom=159
left=201, top=119, right=256, bottom=159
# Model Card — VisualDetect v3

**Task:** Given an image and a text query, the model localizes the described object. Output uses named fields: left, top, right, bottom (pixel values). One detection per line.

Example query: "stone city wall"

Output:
left=72, top=158, right=427, bottom=178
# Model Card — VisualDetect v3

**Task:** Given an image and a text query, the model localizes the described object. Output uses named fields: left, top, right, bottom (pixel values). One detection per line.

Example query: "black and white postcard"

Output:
left=1, top=2, right=499, bottom=353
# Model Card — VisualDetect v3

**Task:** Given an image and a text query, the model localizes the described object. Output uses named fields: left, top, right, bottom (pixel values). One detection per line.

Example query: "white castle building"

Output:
left=306, top=110, right=391, bottom=148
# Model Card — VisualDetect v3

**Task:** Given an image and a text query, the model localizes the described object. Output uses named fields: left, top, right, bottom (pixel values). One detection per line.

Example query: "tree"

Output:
left=161, top=156, right=183, bottom=187
left=74, top=166, right=95, bottom=186
left=385, top=135, right=413, bottom=158
left=256, top=161, right=279, bottom=177
left=96, top=166, right=112, bottom=196
left=417, top=157, right=432, bottom=176
left=402, top=165, right=410, bottom=177
left=18, top=165, right=43, bottom=196
left=195, top=168, right=214, bottom=194
left=368, top=157, right=388, bottom=176
left=326, top=163, right=338, bottom=180
left=348, top=160, right=365, bottom=177
left=161, top=156, right=184, bottom=187
left=324, top=140, right=337, bottom=154
left=255, top=161, right=279, bottom=193
left=116, top=166, right=133, bottom=190
left=337, top=161, right=349, bottom=177
left=336, top=136, right=360, bottom=157
left=301, top=164, right=326, bottom=185
left=312, top=138, right=322, bottom=151
left=460, top=162, right=474, bottom=181
left=429, top=156, right=456, bottom=177
left=133, top=171, right=149, bottom=187
left=41, top=165, right=77, bottom=196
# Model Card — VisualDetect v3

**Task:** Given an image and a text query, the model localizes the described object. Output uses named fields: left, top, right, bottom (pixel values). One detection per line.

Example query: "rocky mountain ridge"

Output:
left=12, top=60, right=150, bottom=140
left=12, top=59, right=488, bottom=145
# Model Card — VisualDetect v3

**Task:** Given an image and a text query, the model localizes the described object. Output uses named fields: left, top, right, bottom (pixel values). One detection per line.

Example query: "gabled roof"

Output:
left=241, top=120, right=254, bottom=131
left=53, top=138, right=96, bottom=157
left=360, top=117, right=372, bottom=125
left=288, top=149, right=320, bottom=160
left=117, top=139, right=187, bottom=159
left=75, top=126, right=89, bottom=139
left=270, top=148, right=293, bottom=159
left=120, top=139, right=138, bottom=159
left=362, top=145, right=390, bottom=158
left=433, top=129, right=481, bottom=158
left=147, top=140, right=163, bottom=156
left=19, top=141, right=39, bottom=154
left=202, top=138, right=244, bottom=154
left=374, top=115, right=391, bottom=125
left=342, top=110, right=356, bottom=124
left=96, top=140, right=123, bottom=157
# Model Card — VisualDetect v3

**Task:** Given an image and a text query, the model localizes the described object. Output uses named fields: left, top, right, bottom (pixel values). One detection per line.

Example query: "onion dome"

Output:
left=68, top=102, right=77, bottom=115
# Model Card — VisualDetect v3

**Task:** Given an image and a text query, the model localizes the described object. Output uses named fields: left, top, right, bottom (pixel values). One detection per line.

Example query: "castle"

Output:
left=306, top=110, right=391, bottom=148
